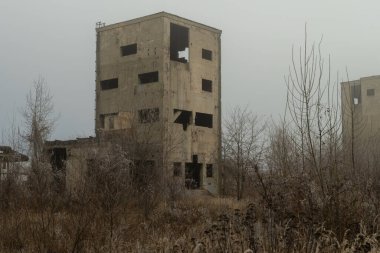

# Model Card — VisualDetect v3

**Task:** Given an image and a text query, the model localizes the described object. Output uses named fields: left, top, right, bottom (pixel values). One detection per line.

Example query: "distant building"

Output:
left=46, top=12, right=222, bottom=195
left=0, top=146, right=29, bottom=181
left=341, top=75, right=380, bottom=166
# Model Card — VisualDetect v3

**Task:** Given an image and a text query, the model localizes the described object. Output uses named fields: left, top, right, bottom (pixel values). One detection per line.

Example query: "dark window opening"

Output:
left=202, top=79, right=212, bottom=92
left=206, top=164, right=213, bottom=177
left=139, top=108, right=159, bottom=123
left=121, top=43, right=137, bottom=56
left=195, top=112, right=213, bottom=128
left=170, top=23, right=189, bottom=63
left=138, top=71, right=159, bottom=84
left=100, top=115, right=105, bottom=128
left=192, top=155, right=198, bottom=163
left=185, top=162, right=201, bottom=189
left=49, top=148, right=67, bottom=193
left=174, top=109, right=192, bottom=130
left=173, top=162, right=181, bottom=177
left=202, top=49, right=212, bottom=61
left=367, top=89, right=375, bottom=96
left=100, top=78, right=118, bottom=90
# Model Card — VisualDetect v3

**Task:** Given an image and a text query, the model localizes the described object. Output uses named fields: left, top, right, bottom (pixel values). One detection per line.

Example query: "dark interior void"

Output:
left=206, top=164, right=213, bottom=177
left=138, top=71, right=159, bottom=84
left=138, top=108, right=159, bottom=123
left=120, top=43, right=137, bottom=56
left=185, top=162, right=201, bottom=189
left=170, top=23, right=189, bottom=63
left=49, top=148, right=67, bottom=192
left=202, top=79, right=212, bottom=92
left=100, top=78, right=118, bottom=90
left=174, top=109, right=192, bottom=130
left=367, top=88, right=375, bottom=96
left=202, top=49, right=212, bottom=61
left=195, top=112, right=213, bottom=128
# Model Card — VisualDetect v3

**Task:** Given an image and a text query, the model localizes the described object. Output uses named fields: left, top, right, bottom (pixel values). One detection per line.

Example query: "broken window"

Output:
left=206, top=164, right=213, bottom=177
left=174, top=109, right=192, bottom=130
left=202, top=49, right=212, bottom=61
left=367, top=89, right=375, bottom=96
left=173, top=162, right=182, bottom=177
left=100, top=78, right=118, bottom=90
left=351, top=83, right=361, bottom=105
left=195, top=112, right=213, bottom=128
left=202, top=79, right=212, bottom=92
left=138, top=71, right=159, bottom=84
left=120, top=43, right=137, bottom=56
left=138, top=108, right=159, bottom=123
left=170, top=23, right=189, bottom=63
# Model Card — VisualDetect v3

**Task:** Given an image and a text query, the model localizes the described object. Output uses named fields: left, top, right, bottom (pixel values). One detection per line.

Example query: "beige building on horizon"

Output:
left=341, top=75, right=380, bottom=167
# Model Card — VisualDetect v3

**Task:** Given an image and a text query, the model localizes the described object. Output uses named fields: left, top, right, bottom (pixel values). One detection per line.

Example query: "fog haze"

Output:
left=1, top=0, right=379, bottom=140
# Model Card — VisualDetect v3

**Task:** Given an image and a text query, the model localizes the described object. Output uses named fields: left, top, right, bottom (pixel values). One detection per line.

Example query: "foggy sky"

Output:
left=1, top=0, right=379, bottom=141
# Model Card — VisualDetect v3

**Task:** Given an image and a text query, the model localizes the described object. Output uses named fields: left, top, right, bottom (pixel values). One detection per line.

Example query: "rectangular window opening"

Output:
left=173, top=162, right=182, bottom=177
left=121, top=43, right=137, bottom=56
left=100, top=78, right=118, bottom=90
left=99, top=113, right=118, bottom=129
left=138, top=108, right=159, bottom=123
left=138, top=71, right=159, bottom=84
left=195, top=112, right=213, bottom=128
left=170, top=23, right=189, bottom=63
left=202, top=79, right=212, bottom=92
left=202, top=49, right=212, bottom=61
left=206, top=164, right=213, bottom=177
left=367, top=89, right=375, bottom=96
left=174, top=109, right=192, bottom=130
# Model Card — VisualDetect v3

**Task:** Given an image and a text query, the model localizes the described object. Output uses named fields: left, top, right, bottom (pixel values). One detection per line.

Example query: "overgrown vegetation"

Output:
left=2, top=34, right=380, bottom=252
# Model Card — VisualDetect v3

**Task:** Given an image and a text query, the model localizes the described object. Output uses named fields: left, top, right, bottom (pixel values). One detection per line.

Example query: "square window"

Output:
left=367, top=89, right=375, bottom=96
left=202, top=79, right=212, bottom=92
left=202, top=49, right=212, bottom=61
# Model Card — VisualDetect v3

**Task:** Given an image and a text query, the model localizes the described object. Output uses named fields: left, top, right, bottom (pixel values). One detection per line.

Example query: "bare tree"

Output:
left=222, top=106, right=265, bottom=200
left=23, top=76, right=56, bottom=164
left=22, top=77, right=57, bottom=208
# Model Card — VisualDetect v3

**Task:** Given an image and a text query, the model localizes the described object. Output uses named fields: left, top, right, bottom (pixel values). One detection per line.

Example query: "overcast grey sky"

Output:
left=1, top=0, right=379, bottom=141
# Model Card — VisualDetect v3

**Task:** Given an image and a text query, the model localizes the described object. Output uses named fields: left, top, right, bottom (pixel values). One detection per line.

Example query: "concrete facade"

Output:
left=95, top=12, right=222, bottom=194
left=341, top=75, right=380, bottom=166
left=47, top=12, right=222, bottom=195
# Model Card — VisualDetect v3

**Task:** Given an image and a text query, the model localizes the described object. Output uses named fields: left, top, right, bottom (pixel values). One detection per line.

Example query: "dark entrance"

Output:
left=49, top=148, right=67, bottom=192
left=185, top=162, right=201, bottom=189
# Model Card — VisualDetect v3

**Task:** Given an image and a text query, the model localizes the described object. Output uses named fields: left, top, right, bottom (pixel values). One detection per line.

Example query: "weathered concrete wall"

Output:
left=341, top=75, right=380, bottom=167
left=94, top=12, right=221, bottom=195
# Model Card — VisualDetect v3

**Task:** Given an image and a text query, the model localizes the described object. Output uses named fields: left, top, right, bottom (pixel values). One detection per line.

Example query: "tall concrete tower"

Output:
left=95, top=12, right=222, bottom=194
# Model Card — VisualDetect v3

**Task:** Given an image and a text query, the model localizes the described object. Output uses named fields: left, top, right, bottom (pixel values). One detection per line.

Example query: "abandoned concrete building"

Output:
left=46, top=12, right=222, bottom=195
left=341, top=75, right=380, bottom=167
left=0, top=146, right=29, bottom=182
